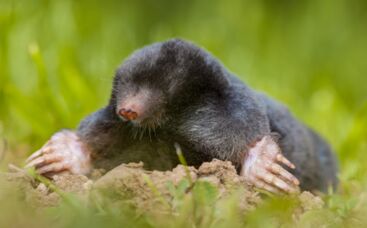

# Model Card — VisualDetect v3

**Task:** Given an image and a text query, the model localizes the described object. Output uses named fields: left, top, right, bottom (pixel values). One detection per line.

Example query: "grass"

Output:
left=1, top=0, right=367, bottom=227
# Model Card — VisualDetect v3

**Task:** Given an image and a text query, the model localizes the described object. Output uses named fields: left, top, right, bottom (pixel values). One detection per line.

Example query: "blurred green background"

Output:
left=0, top=0, right=366, bottom=189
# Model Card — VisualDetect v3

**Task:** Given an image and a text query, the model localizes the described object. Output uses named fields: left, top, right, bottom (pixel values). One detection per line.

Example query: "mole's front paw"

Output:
left=241, top=136, right=300, bottom=194
left=25, top=130, right=92, bottom=176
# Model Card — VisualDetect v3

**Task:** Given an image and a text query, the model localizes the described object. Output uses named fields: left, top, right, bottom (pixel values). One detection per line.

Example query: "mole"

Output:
left=25, top=39, right=338, bottom=193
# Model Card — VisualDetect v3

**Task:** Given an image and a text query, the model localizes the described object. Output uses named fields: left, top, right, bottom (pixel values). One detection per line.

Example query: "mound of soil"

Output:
left=4, top=159, right=323, bottom=215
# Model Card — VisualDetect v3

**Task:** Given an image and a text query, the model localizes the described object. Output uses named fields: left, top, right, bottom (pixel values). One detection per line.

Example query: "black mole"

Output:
left=26, top=39, right=338, bottom=193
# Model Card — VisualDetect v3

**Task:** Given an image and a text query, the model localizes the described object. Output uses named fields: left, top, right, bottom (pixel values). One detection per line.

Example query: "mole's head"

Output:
left=110, top=39, right=229, bottom=129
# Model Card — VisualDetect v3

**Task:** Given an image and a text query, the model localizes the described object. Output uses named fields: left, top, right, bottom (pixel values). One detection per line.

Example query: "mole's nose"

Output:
left=118, top=108, right=138, bottom=120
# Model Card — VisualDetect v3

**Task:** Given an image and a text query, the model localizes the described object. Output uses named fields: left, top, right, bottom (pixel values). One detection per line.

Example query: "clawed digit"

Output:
left=276, top=153, right=295, bottom=169
left=25, top=153, right=62, bottom=169
left=268, top=162, right=300, bottom=186
left=37, top=162, right=70, bottom=174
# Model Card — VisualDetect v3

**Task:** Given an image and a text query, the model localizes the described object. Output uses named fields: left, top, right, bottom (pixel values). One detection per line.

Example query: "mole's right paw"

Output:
left=241, top=135, right=300, bottom=194
left=25, top=130, right=92, bottom=177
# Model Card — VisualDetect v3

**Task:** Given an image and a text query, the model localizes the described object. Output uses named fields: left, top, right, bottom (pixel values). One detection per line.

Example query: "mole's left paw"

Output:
left=241, top=135, right=300, bottom=194
left=25, top=130, right=92, bottom=177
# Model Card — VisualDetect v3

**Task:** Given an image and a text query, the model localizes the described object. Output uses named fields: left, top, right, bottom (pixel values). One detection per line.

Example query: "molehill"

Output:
left=4, top=159, right=323, bottom=217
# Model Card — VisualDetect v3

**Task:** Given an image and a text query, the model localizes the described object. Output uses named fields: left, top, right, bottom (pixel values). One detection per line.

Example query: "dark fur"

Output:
left=77, top=39, right=338, bottom=192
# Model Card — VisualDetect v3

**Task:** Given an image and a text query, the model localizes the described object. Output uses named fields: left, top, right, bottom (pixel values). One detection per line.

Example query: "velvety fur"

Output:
left=77, top=39, right=338, bottom=192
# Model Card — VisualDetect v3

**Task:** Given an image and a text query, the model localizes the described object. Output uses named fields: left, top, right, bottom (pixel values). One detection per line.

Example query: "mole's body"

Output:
left=26, top=39, right=338, bottom=193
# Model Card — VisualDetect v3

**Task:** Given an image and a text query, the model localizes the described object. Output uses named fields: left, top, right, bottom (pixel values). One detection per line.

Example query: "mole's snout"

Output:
left=118, top=108, right=138, bottom=121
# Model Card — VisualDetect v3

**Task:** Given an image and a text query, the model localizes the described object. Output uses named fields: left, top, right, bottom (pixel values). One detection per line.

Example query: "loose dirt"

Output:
left=4, top=159, right=323, bottom=216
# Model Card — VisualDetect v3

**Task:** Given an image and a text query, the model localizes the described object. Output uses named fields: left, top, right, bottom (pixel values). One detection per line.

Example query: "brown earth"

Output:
left=4, top=159, right=323, bottom=216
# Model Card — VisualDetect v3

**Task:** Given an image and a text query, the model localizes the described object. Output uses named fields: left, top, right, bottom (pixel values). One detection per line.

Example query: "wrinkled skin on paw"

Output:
left=25, top=130, right=92, bottom=177
left=241, top=135, right=300, bottom=194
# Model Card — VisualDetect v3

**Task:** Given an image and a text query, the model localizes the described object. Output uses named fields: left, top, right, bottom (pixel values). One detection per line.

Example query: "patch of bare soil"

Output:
left=4, top=159, right=323, bottom=216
